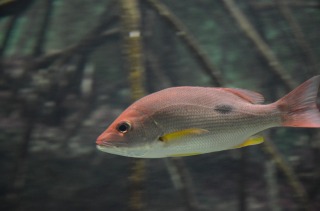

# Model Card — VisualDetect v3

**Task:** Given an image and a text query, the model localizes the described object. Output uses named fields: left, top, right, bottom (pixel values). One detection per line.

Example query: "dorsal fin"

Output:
left=222, top=88, right=264, bottom=104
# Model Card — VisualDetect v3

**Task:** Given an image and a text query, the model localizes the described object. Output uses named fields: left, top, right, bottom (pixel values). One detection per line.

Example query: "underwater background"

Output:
left=0, top=0, right=320, bottom=210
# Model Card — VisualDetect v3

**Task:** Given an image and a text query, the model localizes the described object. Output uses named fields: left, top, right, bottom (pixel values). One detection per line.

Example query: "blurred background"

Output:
left=0, top=0, right=319, bottom=210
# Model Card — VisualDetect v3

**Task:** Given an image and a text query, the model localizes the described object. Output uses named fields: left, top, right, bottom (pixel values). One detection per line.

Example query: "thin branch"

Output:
left=33, top=0, right=54, bottom=57
left=59, top=58, right=97, bottom=148
left=165, top=158, right=202, bottom=211
left=142, top=9, right=203, bottom=209
left=31, top=28, right=120, bottom=70
left=120, top=0, right=146, bottom=100
left=30, top=0, right=120, bottom=70
left=238, top=149, right=248, bottom=211
left=0, top=15, right=19, bottom=59
left=5, top=100, right=38, bottom=210
left=223, top=0, right=312, bottom=210
left=309, top=131, right=320, bottom=199
left=262, top=139, right=312, bottom=211
left=120, top=0, right=147, bottom=211
left=223, top=0, right=296, bottom=92
left=265, top=160, right=282, bottom=211
left=276, top=2, right=319, bottom=75
left=251, top=1, right=320, bottom=10
left=144, top=0, right=223, bottom=87
left=54, top=79, right=126, bottom=153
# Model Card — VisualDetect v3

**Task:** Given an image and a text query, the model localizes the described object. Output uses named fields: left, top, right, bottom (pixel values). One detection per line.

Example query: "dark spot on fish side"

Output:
left=214, top=104, right=233, bottom=114
left=158, top=137, right=164, bottom=142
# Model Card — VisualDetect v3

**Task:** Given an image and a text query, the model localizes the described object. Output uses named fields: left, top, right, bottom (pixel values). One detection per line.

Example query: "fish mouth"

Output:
left=96, top=144, right=118, bottom=151
left=96, top=142, right=114, bottom=147
left=96, top=145, right=149, bottom=158
left=96, top=139, right=157, bottom=158
left=96, top=135, right=128, bottom=148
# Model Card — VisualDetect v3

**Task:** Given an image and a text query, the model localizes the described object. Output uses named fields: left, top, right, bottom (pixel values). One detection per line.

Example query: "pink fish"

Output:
left=96, top=76, right=320, bottom=158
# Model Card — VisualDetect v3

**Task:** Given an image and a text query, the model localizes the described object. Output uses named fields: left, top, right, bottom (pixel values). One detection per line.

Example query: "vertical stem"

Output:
left=72, top=53, right=89, bottom=96
left=0, top=15, right=19, bottom=58
left=0, top=14, right=19, bottom=78
left=265, top=160, right=281, bottom=211
left=33, top=0, right=54, bottom=57
left=262, top=140, right=311, bottom=211
left=276, top=1, right=319, bottom=76
left=128, top=159, right=146, bottom=211
left=119, top=0, right=146, bottom=210
left=165, top=158, right=199, bottom=211
left=144, top=0, right=223, bottom=87
left=5, top=102, right=38, bottom=210
left=120, top=0, right=146, bottom=100
left=238, top=149, right=247, bottom=211
left=4, top=1, right=53, bottom=206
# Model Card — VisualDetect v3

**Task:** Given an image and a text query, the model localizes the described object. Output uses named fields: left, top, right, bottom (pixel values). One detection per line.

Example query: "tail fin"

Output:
left=277, top=75, right=320, bottom=128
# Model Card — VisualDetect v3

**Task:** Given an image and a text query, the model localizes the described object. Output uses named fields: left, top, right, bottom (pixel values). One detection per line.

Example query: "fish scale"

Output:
left=152, top=104, right=275, bottom=153
left=96, top=76, right=320, bottom=158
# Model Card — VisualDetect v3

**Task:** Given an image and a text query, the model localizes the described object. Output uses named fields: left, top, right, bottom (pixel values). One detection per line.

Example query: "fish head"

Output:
left=96, top=106, right=161, bottom=157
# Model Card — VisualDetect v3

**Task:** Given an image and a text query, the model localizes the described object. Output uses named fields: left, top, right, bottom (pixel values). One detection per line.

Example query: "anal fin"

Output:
left=234, top=136, right=264, bottom=149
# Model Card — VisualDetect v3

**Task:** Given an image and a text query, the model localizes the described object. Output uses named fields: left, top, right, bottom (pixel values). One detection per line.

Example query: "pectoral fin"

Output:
left=159, top=128, right=209, bottom=143
left=234, top=136, right=264, bottom=148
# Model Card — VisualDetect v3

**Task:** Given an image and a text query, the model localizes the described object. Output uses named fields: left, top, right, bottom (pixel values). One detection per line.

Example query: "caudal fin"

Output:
left=277, top=75, right=320, bottom=128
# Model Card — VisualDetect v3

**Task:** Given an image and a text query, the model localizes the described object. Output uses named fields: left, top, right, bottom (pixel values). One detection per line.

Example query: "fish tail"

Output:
left=276, top=75, right=320, bottom=128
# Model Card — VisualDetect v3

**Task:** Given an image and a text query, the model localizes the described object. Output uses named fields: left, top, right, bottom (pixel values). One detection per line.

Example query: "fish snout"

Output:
left=96, top=133, right=124, bottom=148
left=96, top=138, right=114, bottom=147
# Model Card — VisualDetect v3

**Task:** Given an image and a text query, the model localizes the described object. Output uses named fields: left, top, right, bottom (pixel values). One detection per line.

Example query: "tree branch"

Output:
left=33, top=0, right=54, bottom=57
left=31, top=28, right=119, bottom=70
left=251, top=1, right=320, bottom=10
left=223, top=0, right=296, bottom=92
left=5, top=98, right=38, bottom=210
left=119, top=0, right=147, bottom=210
left=0, top=15, right=19, bottom=59
left=223, top=0, right=312, bottom=210
left=262, top=138, right=311, bottom=211
left=276, top=2, right=319, bottom=76
left=265, top=160, right=281, bottom=211
left=144, top=0, right=223, bottom=87
left=30, top=0, right=120, bottom=70
left=165, top=158, right=202, bottom=211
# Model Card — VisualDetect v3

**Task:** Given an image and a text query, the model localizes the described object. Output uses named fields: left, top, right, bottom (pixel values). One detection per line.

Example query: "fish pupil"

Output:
left=117, top=122, right=131, bottom=133
left=214, top=104, right=233, bottom=114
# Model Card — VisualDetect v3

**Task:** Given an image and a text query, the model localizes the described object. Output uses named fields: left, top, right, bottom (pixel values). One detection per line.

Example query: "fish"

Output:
left=96, top=75, right=320, bottom=158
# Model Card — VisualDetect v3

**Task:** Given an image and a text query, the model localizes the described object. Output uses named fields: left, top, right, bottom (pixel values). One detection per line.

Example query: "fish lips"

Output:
left=96, top=134, right=145, bottom=157
left=96, top=134, right=156, bottom=157
left=96, top=136, right=129, bottom=156
left=96, top=133, right=126, bottom=148
left=97, top=143, right=149, bottom=158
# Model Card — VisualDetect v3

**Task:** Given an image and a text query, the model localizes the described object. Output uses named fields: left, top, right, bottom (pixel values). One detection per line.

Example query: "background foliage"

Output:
left=0, top=0, right=319, bottom=210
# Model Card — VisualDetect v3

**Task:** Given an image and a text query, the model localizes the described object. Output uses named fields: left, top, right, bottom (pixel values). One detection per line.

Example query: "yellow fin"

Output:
left=169, top=152, right=202, bottom=157
left=234, top=136, right=264, bottom=148
left=160, top=128, right=209, bottom=143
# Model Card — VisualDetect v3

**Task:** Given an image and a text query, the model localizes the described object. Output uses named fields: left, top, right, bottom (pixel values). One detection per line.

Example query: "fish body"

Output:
left=96, top=76, right=320, bottom=158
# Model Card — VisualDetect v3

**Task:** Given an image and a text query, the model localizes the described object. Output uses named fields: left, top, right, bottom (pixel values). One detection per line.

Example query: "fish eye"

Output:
left=116, top=121, right=131, bottom=134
